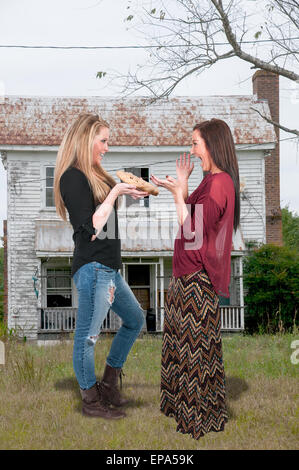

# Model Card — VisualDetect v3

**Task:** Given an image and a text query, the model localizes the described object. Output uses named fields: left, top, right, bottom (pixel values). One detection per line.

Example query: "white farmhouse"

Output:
left=0, top=70, right=282, bottom=340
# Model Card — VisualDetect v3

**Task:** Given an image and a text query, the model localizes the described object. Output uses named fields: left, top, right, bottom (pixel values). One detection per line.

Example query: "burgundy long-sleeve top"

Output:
left=172, top=171, right=235, bottom=298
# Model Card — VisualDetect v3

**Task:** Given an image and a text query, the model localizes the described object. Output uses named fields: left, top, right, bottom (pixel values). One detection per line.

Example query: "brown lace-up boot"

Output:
left=98, top=364, right=130, bottom=407
left=80, top=382, right=126, bottom=418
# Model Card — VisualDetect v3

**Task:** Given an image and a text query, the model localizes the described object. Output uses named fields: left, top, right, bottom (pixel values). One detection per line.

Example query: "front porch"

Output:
left=36, top=253, right=245, bottom=337
left=35, top=219, right=246, bottom=338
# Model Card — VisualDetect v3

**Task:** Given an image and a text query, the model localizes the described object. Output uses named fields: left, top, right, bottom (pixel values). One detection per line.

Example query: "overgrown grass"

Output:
left=0, top=333, right=298, bottom=450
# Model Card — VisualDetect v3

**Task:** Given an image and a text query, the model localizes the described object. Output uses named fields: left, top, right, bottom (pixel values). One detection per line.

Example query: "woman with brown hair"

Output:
left=151, top=118, right=240, bottom=440
left=54, top=113, right=148, bottom=419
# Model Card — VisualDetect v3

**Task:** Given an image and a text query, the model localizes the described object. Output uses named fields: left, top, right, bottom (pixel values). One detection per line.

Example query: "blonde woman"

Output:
left=54, top=113, right=148, bottom=419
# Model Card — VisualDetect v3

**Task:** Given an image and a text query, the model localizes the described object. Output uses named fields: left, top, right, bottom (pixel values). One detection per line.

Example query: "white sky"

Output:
left=0, top=0, right=298, bottom=246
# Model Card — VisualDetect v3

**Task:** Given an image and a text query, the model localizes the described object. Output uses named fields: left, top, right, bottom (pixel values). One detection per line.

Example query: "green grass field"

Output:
left=0, top=333, right=298, bottom=450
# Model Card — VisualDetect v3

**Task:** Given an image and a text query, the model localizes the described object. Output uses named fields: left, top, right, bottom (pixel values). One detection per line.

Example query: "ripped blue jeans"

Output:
left=73, top=261, right=145, bottom=390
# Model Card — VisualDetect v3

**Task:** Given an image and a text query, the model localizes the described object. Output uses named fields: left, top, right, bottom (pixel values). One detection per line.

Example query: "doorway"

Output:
left=127, top=264, right=151, bottom=311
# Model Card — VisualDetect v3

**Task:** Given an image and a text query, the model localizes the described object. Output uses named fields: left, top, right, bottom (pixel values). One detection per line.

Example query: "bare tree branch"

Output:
left=211, top=0, right=298, bottom=80
left=250, top=106, right=299, bottom=136
left=107, top=0, right=299, bottom=134
left=272, top=0, right=299, bottom=30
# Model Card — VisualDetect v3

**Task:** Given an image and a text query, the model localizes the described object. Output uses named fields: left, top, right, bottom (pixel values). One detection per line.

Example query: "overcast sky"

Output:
left=0, top=0, right=298, bottom=246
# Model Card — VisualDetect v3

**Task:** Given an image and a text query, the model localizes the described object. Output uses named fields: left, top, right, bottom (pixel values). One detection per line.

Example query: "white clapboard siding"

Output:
left=7, top=156, right=43, bottom=338
left=238, top=150, right=265, bottom=244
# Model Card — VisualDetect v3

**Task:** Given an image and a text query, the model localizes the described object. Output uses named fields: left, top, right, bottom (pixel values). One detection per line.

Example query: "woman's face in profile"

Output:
left=191, top=129, right=213, bottom=172
left=92, top=127, right=110, bottom=167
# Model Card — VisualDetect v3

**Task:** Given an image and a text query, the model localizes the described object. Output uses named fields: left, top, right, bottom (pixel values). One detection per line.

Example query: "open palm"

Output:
left=176, top=153, right=194, bottom=180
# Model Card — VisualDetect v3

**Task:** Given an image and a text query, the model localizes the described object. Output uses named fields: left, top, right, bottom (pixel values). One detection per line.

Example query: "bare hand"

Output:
left=150, top=174, right=183, bottom=199
left=114, top=183, right=149, bottom=199
left=176, top=153, right=194, bottom=181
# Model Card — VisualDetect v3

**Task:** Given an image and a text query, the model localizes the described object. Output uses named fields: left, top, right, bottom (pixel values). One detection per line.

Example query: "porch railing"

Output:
left=38, top=305, right=244, bottom=333
left=38, top=307, right=146, bottom=333
left=39, top=307, right=77, bottom=332
left=220, top=305, right=244, bottom=330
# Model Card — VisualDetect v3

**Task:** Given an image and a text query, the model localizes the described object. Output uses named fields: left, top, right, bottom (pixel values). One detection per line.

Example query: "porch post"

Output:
left=122, top=262, right=126, bottom=281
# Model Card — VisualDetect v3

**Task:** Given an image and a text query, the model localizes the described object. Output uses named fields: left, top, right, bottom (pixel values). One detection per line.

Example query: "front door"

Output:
left=132, top=288, right=150, bottom=311
left=127, top=264, right=151, bottom=311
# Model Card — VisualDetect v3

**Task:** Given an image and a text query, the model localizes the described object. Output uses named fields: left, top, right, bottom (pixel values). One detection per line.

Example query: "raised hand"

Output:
left=176, top=153, right=194, bottom=181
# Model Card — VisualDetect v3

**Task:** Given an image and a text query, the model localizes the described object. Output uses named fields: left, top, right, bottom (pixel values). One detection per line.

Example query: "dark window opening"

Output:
left=46, top=268, right=73, bottom=307
left=46, top=166, right=55, bottom=207
left=128, top=264, right=150, bottom=286
left=127, top=264, right=150, bottom=312
left=125, top=167, right=149, bottom=208
left=219, top=296, right=230, bottom=306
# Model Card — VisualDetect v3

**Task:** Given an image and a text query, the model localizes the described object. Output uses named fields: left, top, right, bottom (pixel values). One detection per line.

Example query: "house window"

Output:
left=46, top=166, right=55, bottom=207
left=46, top=267, right=72, bottom=307
left=125, top=167, right=150, bottom=208
left=219, top=296, right=230, bottom=306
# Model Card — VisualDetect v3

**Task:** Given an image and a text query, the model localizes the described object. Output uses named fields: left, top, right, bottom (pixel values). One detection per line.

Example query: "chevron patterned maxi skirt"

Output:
left=160, top=269, right=228, bottom=440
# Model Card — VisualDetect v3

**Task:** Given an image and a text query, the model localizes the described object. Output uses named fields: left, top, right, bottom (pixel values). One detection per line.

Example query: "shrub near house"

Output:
left=244, top=243, right=299, bottom=334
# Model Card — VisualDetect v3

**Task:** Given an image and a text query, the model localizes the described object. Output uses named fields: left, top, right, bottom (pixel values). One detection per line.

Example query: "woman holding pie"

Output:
left=55, top=113, right=148, bottom=419
left=150, top=119, right=240, bottom=440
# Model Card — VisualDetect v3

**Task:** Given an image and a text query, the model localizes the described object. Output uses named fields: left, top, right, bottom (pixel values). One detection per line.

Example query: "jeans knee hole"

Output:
left=108, top=280, right=116, bottom=305
left=87, top=335, right=98, bottom=346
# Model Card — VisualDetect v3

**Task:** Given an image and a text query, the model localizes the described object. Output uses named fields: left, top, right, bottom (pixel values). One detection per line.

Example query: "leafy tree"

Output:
left=282, top=204, right=299, bottom=253
left=243, top=243, right=299, bottom=333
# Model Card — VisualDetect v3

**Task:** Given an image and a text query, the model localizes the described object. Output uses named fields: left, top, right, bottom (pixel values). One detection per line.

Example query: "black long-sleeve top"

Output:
left=59, top=166, right=122, bottom=277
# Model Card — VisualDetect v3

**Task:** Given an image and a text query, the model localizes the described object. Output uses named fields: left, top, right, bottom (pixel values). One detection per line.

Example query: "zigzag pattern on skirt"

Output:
left=160, top=269, right=228, bottom=440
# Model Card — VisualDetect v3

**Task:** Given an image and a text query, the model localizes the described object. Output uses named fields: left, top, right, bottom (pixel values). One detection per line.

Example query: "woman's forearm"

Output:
left=174, top=192, right=190, bottom=226
left=179, top=177, right=189, bottom=201
left=174, top=191, right=195, bottom=239
left=92, top=186, right=118, bottom=237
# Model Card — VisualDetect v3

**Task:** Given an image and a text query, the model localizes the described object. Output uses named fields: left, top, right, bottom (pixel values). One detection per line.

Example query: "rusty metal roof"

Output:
left=0, top=95, right=276, bottom=146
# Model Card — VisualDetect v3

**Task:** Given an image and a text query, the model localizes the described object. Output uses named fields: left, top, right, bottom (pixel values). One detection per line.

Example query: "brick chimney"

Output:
left=252, top=69, right=282, bottom=245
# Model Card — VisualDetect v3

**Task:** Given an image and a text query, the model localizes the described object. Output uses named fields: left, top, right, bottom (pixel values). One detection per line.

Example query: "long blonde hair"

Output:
left=54, top=113, right=118, bottom=222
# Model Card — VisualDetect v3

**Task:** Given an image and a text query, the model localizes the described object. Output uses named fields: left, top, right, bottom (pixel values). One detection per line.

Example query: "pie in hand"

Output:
left=116, top=170, right=159, bottom=196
